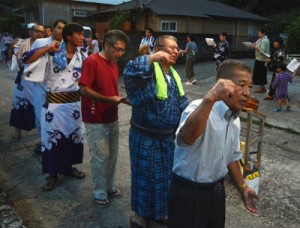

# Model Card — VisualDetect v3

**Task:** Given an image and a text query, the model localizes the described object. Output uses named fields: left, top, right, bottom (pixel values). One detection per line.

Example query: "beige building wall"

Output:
left=42, top=0, right=71, bottom=25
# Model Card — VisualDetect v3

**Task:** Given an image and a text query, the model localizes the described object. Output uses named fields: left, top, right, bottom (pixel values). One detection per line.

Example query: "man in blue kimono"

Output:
left=123, top=35, right=189, bottom=228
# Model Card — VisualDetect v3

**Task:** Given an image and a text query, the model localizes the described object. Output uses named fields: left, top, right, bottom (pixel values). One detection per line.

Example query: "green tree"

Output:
left=286, top=16, right=300, bottom=53
left=109, top=11, right=131, bottom=30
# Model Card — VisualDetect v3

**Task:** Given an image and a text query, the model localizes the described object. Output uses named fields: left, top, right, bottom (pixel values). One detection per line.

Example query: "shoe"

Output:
left=286, top=106, right=291, bottom=112
left=263, top=96, right=273, bottom=100
left=65, top=167, right=86, bottom=179
left=185, top=81, right=192, bottom=85
left=94, top=198, right=110, bottom=208
left=108, top=188, right=123, bottom=198
left=130, top=216, right=147, bottom=228
left=43, top=175, right=58, bottom=191
left=191, top=79, right=197, bottom=84
left=273, top=108, right=281, bottom=112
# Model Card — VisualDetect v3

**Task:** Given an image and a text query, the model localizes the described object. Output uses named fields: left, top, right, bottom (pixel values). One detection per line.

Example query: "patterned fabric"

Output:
left=272, top=71, right=293, bottom=100
left=41, top=101, right=83, bottom=175
left=123, top=55, right=189, bottom=220
left=9, top=38, right=36, bottom=131
left=213, top=41, right=230, bottom=66
left=269, top=47, right=287, bottom=71
left=37, top=49, right=85, bottom=175
left=53, top=42, right=68, bottom=70
left=9, top=68, right=35, bottom=131
left=140, top=36, right=155, bottom=54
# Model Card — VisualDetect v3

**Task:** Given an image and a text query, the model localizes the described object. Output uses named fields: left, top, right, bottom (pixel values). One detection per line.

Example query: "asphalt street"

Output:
left=0, top=59, right=300, bottom=228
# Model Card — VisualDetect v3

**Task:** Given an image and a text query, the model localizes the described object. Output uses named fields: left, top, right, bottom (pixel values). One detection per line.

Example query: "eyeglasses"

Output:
left=108, top=42, right=126, bottom=54
left=157, top=45, right=180, bottom=52
left=34, top=29, right=45, bottom=34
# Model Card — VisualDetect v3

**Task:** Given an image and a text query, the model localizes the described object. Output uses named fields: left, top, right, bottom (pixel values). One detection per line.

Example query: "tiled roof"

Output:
left=97, top=0, right=270, bottom=21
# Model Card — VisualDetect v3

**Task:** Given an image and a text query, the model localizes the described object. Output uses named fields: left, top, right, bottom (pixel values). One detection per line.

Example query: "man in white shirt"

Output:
left=168, top=60, right=258, bottom=228
left=26, top=19, right=67, bottom=154
left=139, top=28, right=155, bottom=54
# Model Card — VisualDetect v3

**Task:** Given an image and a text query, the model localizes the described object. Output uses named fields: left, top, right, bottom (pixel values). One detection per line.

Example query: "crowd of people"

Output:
left=2, top=22, right=299, bottom=228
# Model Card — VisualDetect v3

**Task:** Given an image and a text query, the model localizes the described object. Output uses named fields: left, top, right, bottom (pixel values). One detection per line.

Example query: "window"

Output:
left=160, top=21, right=177, bottom=32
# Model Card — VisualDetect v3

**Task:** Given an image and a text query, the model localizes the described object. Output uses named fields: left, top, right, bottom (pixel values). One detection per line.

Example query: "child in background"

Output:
left=272, top=63, right=293, bottom=112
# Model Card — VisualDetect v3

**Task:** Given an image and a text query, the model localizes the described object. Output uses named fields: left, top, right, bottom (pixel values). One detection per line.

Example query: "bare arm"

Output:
left=228, top=161, right=259, bottom=213
left=180, top=79, right=237, bottom=145
left=24, top=40, right=60, bottom=64
left=79, top=85, right=124, bottom=105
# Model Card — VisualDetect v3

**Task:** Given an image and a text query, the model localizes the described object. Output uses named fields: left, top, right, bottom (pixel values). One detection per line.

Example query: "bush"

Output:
left=109, top=11, right=131, bottom=30
left=286, top=16, right=300, bottom=54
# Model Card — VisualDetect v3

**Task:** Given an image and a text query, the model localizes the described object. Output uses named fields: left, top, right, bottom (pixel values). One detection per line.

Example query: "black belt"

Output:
left=173, top=173, right=224, bottom=192
left=130, top=119, right=175, bottom=139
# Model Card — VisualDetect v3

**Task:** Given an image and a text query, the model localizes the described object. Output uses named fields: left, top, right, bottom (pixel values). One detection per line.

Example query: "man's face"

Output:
left=158, top=38, right=180, bottom=65
left=45, top=28, right=52, bottom=37
left=257, top=31, right=264, bottom=39
left=68, top=31, right=84, bottom=47
left=145, top=30, right=152, bottom=38
left=226, top=70, right=252, bottom=112
left=104, top=40, right=126, bottom=62
left=32, top=26, right=45, bottom=40
left=53, top=22, right=66, bottom=42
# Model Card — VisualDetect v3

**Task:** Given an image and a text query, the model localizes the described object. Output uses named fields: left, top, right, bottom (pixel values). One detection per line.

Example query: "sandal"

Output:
left=94, top=198, right=110, bottom=208
left=43, top=175, right=58, bottom=191
left=66, top=167, right=86, bottom=179
left=108, top=188, right=123, bottom=198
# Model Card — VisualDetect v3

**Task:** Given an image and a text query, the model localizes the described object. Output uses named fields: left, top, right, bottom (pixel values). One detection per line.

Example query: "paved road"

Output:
left=0, top=59, right=300, bottom=228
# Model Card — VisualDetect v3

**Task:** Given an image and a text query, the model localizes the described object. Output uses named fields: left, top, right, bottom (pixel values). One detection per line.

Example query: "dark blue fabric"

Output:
left=9, top=71, right=35, bottom=131
left=42, top=128, right=83, bottom=175
left=123, top=55, right=189, bottom=220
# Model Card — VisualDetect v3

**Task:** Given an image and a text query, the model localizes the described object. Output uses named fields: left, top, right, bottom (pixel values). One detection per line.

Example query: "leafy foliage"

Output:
left=216, top=0, right=300, bottom=53
left=286, top=16, right=300, bottom=53
left=109, top=11, right=131, bottom=30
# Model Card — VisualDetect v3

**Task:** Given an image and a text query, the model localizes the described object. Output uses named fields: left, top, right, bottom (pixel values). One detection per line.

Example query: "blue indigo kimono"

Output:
left=123, top=55, right=188, bottom=220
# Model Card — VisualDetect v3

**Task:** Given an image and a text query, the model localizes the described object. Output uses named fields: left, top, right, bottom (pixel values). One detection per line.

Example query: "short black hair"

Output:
left=45, top=26, right=52, bottom=31
left=145, top=28, right=153, bottom=34
left=273, top=35, right=283, bottom=46
left=220, top=32, right=227, bottom=37
left=276, top=62, right=286, bottom=71
left=258, top=28, right=267, bottom=34
left=53, top=19, right=67, bottom=28
left=187, top=34, right=195, bottom=41
left=62, top=23, right=83, bottom=42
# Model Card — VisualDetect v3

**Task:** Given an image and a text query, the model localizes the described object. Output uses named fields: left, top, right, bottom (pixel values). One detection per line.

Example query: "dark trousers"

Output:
left=168, top=174, right=225, bottom=228
left=267, top=72, right=276, bottom=97
left=185, top=56, right=196, bottom=80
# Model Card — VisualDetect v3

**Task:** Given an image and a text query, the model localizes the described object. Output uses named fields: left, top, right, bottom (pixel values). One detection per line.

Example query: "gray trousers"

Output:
left=85, top=121, right=119, bottom=200
left=185, top=55, right=196, bottom=80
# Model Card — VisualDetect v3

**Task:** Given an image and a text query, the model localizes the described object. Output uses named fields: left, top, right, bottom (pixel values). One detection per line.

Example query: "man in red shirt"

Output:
left=79, top=30, right=129, bottom=208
